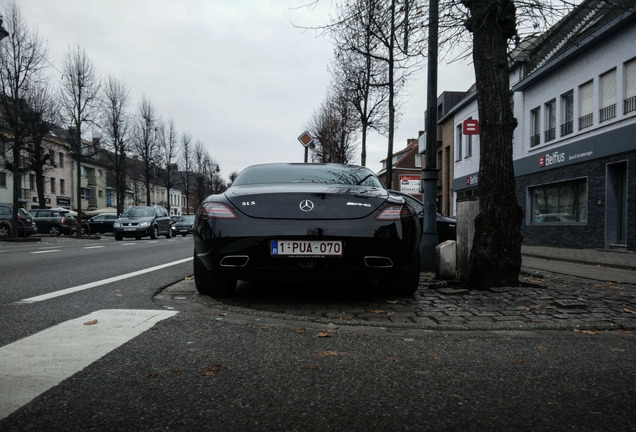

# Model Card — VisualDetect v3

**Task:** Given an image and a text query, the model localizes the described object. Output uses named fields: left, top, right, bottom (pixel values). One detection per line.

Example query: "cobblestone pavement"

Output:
left=156, top=268, right=636, bottom=332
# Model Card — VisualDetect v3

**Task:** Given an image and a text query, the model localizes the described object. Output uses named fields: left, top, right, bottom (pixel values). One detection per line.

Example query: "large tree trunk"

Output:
left=465, top=0, right=523, bottom=289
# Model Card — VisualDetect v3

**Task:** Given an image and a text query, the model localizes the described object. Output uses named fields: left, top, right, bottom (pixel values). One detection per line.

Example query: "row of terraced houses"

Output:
left=379, top=0, right=635, bottom=252
left=0, top=126, right=202, bottom=217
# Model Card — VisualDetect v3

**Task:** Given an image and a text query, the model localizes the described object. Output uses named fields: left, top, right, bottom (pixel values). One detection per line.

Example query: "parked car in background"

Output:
left=113, top=205, right=172, bottom=240
left=171, top=215, right=195, bottom=236
left=82, top=213, right=118, bottom=234
left=389, top=191, right=457, bottom=243
left=28, top=208, right=76, bottom=236
left=193, top=163, right=421, bottom=297
left=0, top=203, right=37, bottom=238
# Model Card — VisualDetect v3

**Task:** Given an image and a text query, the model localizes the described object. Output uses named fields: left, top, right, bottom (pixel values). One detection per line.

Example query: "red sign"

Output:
left=463, top=119, right=479, bottom=135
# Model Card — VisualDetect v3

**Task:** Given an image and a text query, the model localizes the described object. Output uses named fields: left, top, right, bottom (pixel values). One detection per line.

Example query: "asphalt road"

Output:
left=0, top=236, right=635, bottom=431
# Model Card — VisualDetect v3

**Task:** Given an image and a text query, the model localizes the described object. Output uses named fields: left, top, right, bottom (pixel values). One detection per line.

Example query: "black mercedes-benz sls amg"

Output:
left=193, top=163, right=421, bottom=296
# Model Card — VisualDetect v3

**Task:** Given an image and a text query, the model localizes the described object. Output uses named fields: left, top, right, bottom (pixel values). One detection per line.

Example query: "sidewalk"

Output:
left=521, top=245, right=636, bottom=284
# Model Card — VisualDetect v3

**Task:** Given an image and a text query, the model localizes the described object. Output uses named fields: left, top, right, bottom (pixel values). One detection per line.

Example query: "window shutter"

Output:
left=579, top=81, right=593, bottom=116
left=600, top=69, right=616, bottom=109
left=625, top=58, right=636, bottom=99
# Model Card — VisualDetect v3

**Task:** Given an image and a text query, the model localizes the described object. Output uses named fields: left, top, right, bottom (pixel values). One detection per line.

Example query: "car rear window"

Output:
left=233, top=164, right=383, bottom=188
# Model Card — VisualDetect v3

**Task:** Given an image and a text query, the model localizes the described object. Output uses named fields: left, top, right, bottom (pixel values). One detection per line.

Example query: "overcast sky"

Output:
left=7, top=0, right=475, bottom=181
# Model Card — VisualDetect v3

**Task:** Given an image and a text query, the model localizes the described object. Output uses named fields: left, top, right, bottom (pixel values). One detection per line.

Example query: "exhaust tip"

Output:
left=220, top=255, right=249, bottom=268
left=364, top=256, right=393, bottom=268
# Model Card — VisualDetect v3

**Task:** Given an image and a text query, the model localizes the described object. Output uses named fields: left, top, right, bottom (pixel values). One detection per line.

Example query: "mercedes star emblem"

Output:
left=299, top=199, right=314, bottom=212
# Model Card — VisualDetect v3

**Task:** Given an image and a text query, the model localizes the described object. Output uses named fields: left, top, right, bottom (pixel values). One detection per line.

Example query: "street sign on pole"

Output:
left=298, top=131, right=314, bottom=163
left=298, top=131, right=313, bottom=147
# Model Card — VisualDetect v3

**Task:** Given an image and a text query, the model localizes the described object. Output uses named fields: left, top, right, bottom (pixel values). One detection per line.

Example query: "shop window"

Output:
left=530, top=178, right=587, bottom=224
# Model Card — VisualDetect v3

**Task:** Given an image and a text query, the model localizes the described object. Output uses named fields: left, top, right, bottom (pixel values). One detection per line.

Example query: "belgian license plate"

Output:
left=271, top=240, right=342, bottom=256
left=124, top=228, right=136, bottom=231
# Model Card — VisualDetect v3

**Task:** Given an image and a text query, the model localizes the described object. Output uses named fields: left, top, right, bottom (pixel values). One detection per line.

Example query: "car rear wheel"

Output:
left=165, top=229, right=172, bottom=239
left=49, top=225, right=61, bottom=236
left=0, top=222, right=9, bottom=238
left=383, top=252, right=420, bottom=296
left=193, top=254, right=237, bottom=296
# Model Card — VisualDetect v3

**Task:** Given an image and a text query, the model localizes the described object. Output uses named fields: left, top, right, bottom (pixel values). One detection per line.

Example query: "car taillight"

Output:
left=376, top=204, right=414, bottom=221
left=198, top=202, right=238, bottom=220
left=61, top=217, right=66, bottom=224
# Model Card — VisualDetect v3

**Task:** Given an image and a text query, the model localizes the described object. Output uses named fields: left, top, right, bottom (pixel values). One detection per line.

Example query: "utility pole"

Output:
left=420, top=0, right=439, bottom=270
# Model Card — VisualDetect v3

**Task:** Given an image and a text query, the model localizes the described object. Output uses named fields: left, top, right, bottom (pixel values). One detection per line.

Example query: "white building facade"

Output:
left=451, top=4, right=636, bottom=251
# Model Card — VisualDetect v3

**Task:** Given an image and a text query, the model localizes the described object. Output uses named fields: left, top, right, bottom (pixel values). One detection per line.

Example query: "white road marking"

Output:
left=0, top=309, right=178, bottom=420
left=14, top=257, right=192, bottom=304
left=30, top=250, right=60, bottom=254
left=83, top=246, right=105, bottom=249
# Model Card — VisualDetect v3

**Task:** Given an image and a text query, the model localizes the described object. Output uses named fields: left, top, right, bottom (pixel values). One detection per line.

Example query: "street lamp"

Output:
left=420, top=0, right=440, bottom=271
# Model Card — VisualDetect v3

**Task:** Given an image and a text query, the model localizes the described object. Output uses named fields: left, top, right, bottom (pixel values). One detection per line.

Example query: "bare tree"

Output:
left=193, top=140, right=208, bottom=209
left=179, top=132, right=193, bottom=213
left=307, top=90, right=357, bottom=163
left=100, top=75, right=131, bottom=215
left=329, top=1, right=390, bottom=166
left=22, top=82, right=60, bottom=212
left=59, top=44, right=101, bottom=235
left=0, top=2, right=47, bottom=238
left=322, top=0, right=426, bottom=188
left=158, top=118, right=179, bottom=214
left=131, top=95, right=159, bottom=206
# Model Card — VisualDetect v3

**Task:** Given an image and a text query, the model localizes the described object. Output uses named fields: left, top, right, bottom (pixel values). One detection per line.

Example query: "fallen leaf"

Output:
left=371, top=309, right=385, bottom=314
left=83, top=319, right=98, bottom=326
left=387, top=357, right=399, bottom=362
left=317, top=331, right=332, bottom=338
left=292, top=328, right=307, bottom=334
left=201, top=364, right=225, bottom=376
left=512, top=358, right=525, bottom=364
left=624, top=308, right=636, bottom=315
left=536, top=345, right=548, bottom=350
left=573, top=329, right=600, bottom=335
left=338, top=316, right=353, bottom=320
left=185, top=276, right=193, bottom=280
left=218, top=313, right=228, bottom=317
left=171, top=367, right=183, bottom=373
left=430, top=354, right=443, bottom=360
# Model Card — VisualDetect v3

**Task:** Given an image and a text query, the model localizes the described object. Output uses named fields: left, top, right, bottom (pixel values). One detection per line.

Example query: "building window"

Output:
left=0, top=172, right=6, bottom=188
left=560, top=91, right=573, bottom=136
left=579, top=80, right=593, bottom=129
left=544, top=100, right=556, bottom=142
left=81, top=188, right=90, bottom=201
left=50, top=177, right=56, bottom=194
left=530, top=107, right=540, bottom=146
left=58, top=152, right=64, bottom=168
left=29, top=174, right=35, bottom=191
left=529, top=178, right=587, bottom=224
left=625, top=57, right=636, bottom=114
left=455, top=124, right=463, bottom=161
left=49, top=149, right=55, bottom=166
left=60, top=179, right=65, bottom=195
left=599, top=68, right=617, bottom=122
left=465, top=118, right=473, bottom=157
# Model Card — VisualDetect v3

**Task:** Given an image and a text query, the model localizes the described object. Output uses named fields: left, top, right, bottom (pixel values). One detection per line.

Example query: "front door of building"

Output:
left=606, top=161, right=628, bottom=249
